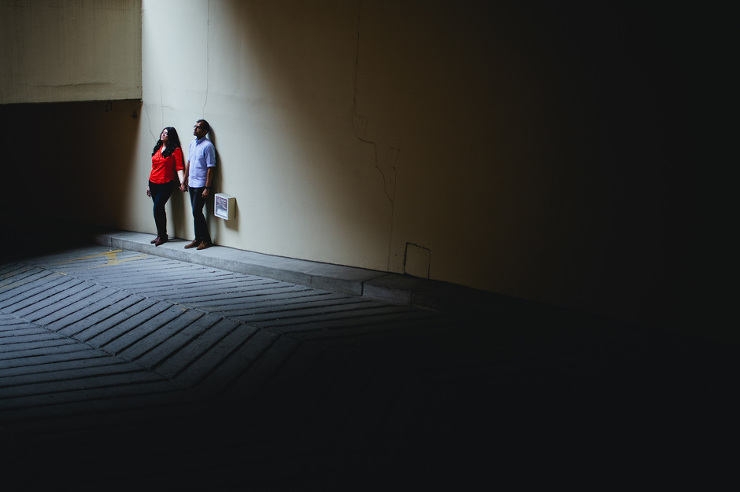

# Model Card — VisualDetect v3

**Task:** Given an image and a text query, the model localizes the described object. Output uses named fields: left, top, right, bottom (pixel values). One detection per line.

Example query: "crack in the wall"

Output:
left=351, top=1, right=402, bottom=272
left=351, top=112, right=399, bottom=204
left=141, top=84, right=163, bottom=142
left=351, top=0, right=399, bottom=206
left=143, top=102, right=156, bottom=141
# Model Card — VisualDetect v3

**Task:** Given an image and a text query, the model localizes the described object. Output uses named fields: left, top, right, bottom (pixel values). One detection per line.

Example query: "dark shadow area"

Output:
left=206, top=125, right=221, bottom=242
left=1, top=214, right=115, bottom=262
left=207, top=0, right=729, bottom=346
left=2, top=99, right=141, bottom=250
left=0, top=98, right=141, bottom=264
left=167, top=186, right=190, bottom=241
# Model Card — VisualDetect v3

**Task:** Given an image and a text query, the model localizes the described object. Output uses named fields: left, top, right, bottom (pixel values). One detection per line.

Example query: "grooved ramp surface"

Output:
left=1, top=246, right=734, bottom=490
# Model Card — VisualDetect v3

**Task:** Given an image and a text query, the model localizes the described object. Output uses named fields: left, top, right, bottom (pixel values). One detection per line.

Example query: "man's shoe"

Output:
left=150, top=236, right=159, bottom=244
left=184, top=239, right=201, bottom=249
left=196, top=241, right=212, bottom=250
left=154, top=236, right=168, bottom=247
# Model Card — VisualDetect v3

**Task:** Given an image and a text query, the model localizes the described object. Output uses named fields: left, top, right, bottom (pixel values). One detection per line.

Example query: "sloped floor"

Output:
left=1, top=241, right=736, bottom=491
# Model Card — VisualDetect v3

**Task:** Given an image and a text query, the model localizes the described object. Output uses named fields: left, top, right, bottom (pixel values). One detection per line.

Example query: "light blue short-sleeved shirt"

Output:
left=188, top=137, right=216, bottom=188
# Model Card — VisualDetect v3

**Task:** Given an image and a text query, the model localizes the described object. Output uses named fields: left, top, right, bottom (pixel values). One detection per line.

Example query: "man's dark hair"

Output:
left=197, top=119, right=211, bottom=134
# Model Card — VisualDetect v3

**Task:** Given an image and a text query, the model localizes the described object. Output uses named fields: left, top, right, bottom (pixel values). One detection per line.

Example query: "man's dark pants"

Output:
left=189, top=187, right=212, bottom=243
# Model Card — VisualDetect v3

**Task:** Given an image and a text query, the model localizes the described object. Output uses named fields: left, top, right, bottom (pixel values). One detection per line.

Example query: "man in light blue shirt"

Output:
left=182, top=119, right=216, bottom=250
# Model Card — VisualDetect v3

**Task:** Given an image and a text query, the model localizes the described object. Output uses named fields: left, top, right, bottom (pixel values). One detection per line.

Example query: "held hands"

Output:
left=175, top=183, right=207, bottom=197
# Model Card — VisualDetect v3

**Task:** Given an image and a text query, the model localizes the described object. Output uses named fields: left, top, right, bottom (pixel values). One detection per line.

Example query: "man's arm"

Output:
left=202, top=167, right=214, bottom=198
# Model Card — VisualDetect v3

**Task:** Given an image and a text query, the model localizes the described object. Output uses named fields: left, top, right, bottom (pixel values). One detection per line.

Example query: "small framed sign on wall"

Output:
left=214, top=193, right=235, bottom=220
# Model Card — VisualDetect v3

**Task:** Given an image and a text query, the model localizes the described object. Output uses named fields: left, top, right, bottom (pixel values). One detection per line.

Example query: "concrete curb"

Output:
left=92, top=230, right=495, bottom=312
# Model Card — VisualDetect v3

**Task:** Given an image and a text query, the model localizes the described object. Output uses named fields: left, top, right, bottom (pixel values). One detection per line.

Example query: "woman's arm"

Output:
left=181, top=160, right=189, bottom=191
left=174, top=147, right=187, bottom=190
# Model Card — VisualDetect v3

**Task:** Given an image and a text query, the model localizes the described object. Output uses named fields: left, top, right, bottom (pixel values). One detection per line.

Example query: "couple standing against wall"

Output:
left=146, top=119, right=216, bottom=250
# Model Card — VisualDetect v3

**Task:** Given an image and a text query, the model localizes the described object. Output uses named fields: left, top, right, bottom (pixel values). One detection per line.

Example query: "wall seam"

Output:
left=202, top=0, right=211, bottom=116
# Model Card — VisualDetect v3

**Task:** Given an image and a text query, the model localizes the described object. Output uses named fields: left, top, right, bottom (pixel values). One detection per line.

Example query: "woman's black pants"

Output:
left=149, top=180, right=176, bottom=238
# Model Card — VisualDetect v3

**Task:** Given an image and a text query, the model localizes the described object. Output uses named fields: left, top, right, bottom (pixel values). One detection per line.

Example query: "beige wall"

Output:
left=134, top=0, right=393, bottom=266
left=0, top=0, right=141, bottom=104
left=3, top=1, right=716, bottom=340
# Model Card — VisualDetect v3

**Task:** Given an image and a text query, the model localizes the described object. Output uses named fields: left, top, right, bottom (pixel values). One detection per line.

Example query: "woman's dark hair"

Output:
left=152, top=127, right=182, bottom=157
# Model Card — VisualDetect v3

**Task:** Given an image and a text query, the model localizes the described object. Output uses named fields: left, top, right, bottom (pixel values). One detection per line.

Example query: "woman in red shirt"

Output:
left=147, top=127, right=185, bottom=246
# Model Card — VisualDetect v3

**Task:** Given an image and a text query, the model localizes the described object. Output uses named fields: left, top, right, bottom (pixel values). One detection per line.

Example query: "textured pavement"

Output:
left=1, top=235, right=737, bottom=491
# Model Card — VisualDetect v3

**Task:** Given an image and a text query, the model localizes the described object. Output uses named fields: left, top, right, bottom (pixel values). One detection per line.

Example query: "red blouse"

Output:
left=150, top=146, right=184, bottom=184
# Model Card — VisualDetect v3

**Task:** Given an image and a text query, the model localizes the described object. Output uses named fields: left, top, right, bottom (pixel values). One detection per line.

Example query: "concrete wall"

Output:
left=3, top=1, right=716, bottom=339
left=0, top=0, right=141, bottom=104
